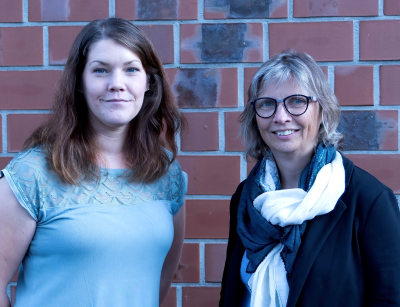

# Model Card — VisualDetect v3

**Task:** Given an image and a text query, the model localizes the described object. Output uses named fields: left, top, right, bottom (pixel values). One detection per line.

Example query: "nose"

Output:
left=273, top=101, right=292, bottom=123
left=108, top=71, right=126, bottom=92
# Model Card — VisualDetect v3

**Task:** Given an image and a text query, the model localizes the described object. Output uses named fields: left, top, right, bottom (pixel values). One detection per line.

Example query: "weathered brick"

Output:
left=0, top=27, right=43, bottom=66
left=178, top=156, right=240, bottom=195
left=204, top=0, right=287, bottom=19
left=205, top=244, right=227, bottom=282
left=244, top=67, right=259, bottom=101
left=269, top=22, right=353, bottom=62
left=0, top=0, right=22, bottom=22
left=160, top=287, right=176, bottom=307
left=185, top=199, right=230, bottom=239
left=384, top=0, right=400, bottom=15
left=181, top=112, right=219, bottom=151
left=29, top=0, right=108, bottom=21
left=380, top=66, right=400, bottom=106
left=334, top=66, right=374, bottom=106
left=0, top=157, right=12, bottom=170
left=182, top=287, right=221, bottom=307
left=49, top=26, right=83, bottom=65
left=293, top=0, right=378, bottom=17
left=116, top=0, right=197, bottom=20
left=172, top=243, right=200, bottom=283
left=180, top=23, right=263, bottom=63
left=225, top=112, right=244, bottom=151
left=338, top=111, right=398, bottom=151
left=360, top=20, right=400, bottom=60
left=346, top=154, right=400, bottom=193
left=8, top=114, right=48, bottom=152
left=0, top=71, right=61, bottom=110
left=166, top=68, right=238, bottom=108
left=138, top=25, right=174, bottom=64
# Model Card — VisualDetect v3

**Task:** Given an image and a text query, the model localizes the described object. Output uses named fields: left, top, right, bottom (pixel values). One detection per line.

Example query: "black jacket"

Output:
left=220, top=155, right=400, bottom=307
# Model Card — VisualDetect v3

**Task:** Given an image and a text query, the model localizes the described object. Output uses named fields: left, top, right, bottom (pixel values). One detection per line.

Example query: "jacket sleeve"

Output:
left=360, top=189, right=400, bottom=306
left=219, top=180, right=246, bottom=307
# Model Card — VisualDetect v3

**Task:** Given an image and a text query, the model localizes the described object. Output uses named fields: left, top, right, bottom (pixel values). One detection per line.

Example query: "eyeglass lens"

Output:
left=254, top=95, right=308, bottom=118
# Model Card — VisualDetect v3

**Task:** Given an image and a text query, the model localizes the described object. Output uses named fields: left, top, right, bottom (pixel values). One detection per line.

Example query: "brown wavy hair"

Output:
left=23, top=18, right=183, bottom=184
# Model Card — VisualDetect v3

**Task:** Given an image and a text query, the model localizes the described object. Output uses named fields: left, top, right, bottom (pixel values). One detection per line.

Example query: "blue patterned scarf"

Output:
left=237, top=143, right=337, bottom=274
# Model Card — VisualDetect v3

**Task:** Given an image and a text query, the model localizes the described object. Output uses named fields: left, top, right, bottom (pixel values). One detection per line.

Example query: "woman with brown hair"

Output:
left=0, top=18, right=186, bottom=307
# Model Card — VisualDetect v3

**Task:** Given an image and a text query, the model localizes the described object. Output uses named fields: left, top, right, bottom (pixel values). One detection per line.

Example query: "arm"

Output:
left=361, top=190, right=400, bottom=306
left=159, top=201, right=185, bottom=305
left=0, top=177, right=36, bottom=307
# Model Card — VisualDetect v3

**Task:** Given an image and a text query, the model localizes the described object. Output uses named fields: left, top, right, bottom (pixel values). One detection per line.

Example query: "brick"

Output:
left=244, top=67, right=259, bottom=102
left=10, top=285, right=16, bottom=307
left=180, top=23, right=263, bottom=63
left=116, top=0, right=197, bottom=20
left=29, top=0, right=108, bottom=21
left=166, top=68, right=238, bottom=108
left=12, top=270, right=18, bottom=282
left=0, top=0, right=22, bottom=22
left=360, top=21, right=400, bottom=61
left=181, top=112, right=219, bottom=151
left=205, top=244, right=227, bottom=282
left=185, top=199, right=230, bottom=239
left=172, top=243, right=200, bottom=283
left=380, top=66, right=400, bottom=105
left=0, top=116, right=2, bottom=152
left=293, top=0, right=378, bottom=17
left=182, top=287, right=221, bottom=307
left=49, top=26, right=83, bottom=65
left=384, top=0, right=400, bottom=15
left=269, top=22, right=353, bottom=62
left=225, top=112, right=244, bottom=151
left=0, top=27, right=43, bottom=66
left=8, top=114, right=48, bottom=152
left=0, top=157, right=12, bottom=170
left=178, top=156, right=240, bottom=195
left=204, top=0, right=287, bottom=19
left=0, top=71, right=61, bottom=110
left=338, top=111, right=398, bottom=151
left=160, top=287, right=176, bottom=307
left=138, top=25, right=174, bottom=64
left=346, top=154, right=400, bottom=193
left=334, top=66, right=374, bottom=106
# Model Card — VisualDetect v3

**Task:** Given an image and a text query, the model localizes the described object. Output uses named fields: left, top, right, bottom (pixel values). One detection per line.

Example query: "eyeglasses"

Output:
left=250, top=95, right=318, bottom=118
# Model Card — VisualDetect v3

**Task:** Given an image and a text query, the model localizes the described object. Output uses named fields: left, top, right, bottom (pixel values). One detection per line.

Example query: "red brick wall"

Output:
left=1, top=0, right=400, bottom=306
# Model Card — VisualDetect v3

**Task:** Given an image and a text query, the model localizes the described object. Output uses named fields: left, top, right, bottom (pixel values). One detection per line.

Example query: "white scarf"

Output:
left=249, top=152, right=346, bottom=307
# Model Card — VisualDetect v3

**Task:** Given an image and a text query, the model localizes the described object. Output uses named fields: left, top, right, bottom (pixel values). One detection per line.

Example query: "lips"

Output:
left=273, top=130, right=298, bottom=136
left=103, top=99, right=129, bottom=102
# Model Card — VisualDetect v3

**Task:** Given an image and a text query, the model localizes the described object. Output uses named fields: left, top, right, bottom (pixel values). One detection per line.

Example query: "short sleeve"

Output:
left=0, top=148, right=48, bottom=221
left=167, top=159, right=188, bottom=215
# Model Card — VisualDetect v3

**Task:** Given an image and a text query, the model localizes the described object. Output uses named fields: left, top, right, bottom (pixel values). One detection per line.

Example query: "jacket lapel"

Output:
left=287, top=153, right=353, bottom=307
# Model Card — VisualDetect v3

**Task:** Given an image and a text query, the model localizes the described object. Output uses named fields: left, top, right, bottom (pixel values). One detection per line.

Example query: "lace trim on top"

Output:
left=2, top=147, right=187, bottom=221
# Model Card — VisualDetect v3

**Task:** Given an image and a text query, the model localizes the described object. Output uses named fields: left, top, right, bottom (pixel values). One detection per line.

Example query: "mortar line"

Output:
left=373, top=65, right=380, bottom=107
left=43, top=26, right=49, bottom=66
left=109, top=0, right=116, bottom=17
left=353, top=20, right=360, bottom=62
left=22, top=0, right=29, bottom=23
left=218, top=111, right=225, bottom=152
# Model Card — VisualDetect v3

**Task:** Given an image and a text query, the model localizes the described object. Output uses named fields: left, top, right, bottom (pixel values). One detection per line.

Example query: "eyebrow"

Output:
left=88, top=60, right=141, bottom=66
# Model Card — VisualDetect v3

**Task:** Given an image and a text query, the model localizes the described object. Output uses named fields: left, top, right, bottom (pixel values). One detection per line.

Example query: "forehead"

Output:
left=86, top=39, right=141, bottom=63
left=258, top=79, right=310, bottom=98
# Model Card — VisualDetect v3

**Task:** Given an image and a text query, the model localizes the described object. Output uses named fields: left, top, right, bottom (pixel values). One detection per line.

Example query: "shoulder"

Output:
left=340, top=154, right=397, bottom=218
left=4, top=147, right=51, bottom=178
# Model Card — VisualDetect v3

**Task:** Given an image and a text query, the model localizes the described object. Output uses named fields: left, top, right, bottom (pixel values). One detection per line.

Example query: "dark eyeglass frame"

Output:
left=250, top=94, right=318, bottom=118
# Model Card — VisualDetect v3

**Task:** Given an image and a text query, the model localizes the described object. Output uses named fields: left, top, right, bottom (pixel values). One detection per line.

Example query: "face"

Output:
left=81, top=39, right=148, bottom=132
left=255, top=80, right=322, bottom=160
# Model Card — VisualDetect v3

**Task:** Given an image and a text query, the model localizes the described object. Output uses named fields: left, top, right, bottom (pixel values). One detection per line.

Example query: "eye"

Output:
left=93, top=68, right=107, bottom=74
left=127, top=67, right=138, bottom=73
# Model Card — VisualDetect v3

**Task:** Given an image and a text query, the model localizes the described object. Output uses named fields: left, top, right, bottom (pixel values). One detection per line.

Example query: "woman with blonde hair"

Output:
left=220, top=50, right=400, bottom=307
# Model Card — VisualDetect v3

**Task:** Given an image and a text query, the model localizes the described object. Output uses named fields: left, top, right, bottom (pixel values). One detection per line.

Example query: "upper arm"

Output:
left=361, top=189, right=400, bottom=306
left=0, top=177, right=36, bottom=289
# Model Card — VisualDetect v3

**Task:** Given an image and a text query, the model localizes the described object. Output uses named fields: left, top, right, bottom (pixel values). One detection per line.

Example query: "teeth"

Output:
left=276, top=130, right=295, bottom=136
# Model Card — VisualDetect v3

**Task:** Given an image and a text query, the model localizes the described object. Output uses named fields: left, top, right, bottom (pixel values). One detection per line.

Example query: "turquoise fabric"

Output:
left=1, top=147, right=187, bottom=307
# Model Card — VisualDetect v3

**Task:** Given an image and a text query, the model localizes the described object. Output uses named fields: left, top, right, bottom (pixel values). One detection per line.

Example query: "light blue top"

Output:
left=1, top=147, right=187, bottom=307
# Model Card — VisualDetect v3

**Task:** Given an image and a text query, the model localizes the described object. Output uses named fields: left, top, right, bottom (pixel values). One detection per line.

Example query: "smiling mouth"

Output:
left=274, top=130, right=297, bottom=136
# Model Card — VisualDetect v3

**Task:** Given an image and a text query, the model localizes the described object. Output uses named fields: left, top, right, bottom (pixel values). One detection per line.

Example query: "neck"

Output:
left=273, top=151, right=314, bottom=190
left=92, top=125, right=129, bottom=169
